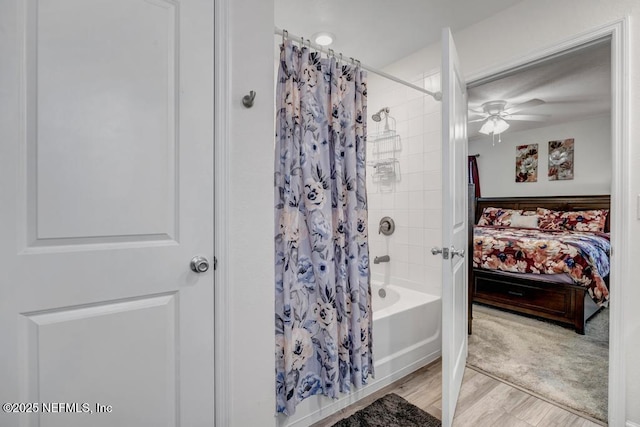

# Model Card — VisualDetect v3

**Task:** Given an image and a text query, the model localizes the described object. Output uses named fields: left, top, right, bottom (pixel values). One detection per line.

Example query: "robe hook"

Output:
left=242, top=90, right=256, bottom=108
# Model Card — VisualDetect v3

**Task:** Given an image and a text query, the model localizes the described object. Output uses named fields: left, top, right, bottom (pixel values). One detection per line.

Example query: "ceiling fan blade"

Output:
left=468, top=118, right=487, bottom=123
left=505, top=98, right=545, bottom=114
left=505, top=114, right=550, bottom=121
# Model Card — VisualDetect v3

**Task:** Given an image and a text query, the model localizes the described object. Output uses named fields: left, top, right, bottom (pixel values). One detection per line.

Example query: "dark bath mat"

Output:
left=331, top=393, right=441, bottom=427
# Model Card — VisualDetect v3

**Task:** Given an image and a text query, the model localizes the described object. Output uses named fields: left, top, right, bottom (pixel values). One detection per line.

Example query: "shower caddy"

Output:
left=367, top=110, right=401, bottom=186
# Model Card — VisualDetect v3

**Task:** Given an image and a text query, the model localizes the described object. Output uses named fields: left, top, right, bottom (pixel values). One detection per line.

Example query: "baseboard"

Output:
left=626, top=421, right=640, bottom=427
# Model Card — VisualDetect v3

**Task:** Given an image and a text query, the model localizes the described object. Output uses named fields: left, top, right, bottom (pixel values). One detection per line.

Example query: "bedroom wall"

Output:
left=468, top=114, right=611, bottom=197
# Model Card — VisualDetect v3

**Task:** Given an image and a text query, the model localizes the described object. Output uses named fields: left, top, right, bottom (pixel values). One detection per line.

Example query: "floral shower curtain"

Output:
left=274, top=40, right=373, bottom=415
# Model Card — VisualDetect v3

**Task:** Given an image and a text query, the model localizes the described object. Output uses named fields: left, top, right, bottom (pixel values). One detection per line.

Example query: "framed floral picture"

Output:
left=548, top=138, right=574, bottom=180
left=515, top=144, right=538, bottom=182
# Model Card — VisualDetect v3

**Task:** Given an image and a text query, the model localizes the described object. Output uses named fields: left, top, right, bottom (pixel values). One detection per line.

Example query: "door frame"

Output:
left=464, top=19, right=629, bottom=426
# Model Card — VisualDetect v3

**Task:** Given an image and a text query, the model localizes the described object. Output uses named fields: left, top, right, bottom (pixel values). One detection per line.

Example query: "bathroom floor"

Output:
left=313, top=359, right=604, bottom=427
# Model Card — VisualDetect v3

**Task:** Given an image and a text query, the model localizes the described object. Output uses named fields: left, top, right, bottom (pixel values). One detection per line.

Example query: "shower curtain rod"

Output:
left=274, top=27, right=442, bottom=101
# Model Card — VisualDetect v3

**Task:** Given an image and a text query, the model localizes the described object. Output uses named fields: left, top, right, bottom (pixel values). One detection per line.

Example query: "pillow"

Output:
left=510, top=212, right=538, bottom=228
left=477, top=207, right=522, bottom=226
left=536, top=208, right=563, bottom=230
left=537, top=208, right=608, bottom=232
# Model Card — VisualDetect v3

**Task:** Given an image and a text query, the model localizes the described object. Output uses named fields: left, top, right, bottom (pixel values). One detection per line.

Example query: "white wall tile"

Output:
left=408, top=190, right=425, bottom=211
left=394, top=191, right=409, bottom=209
left=408, top=209, right=424, bottom=228
left=408, top=245, right=425, bottom=265
left=395, top=176, right=409, bottom=192
left=408, top=263, right=425, bottom=284
left=405, top=134, right=424, bottom=155
left=407, top=116, right=424, bottom=138
left=423, top=150, right=441, bottom=172
left=394, top=226, right=409, bottom=245
left=424, top=111, right=440, bottom=133
left=366, top=67, right=441, bottom=295
left=393, top=243, right=410, bottom=263
left=406, top=98, right=424, bottom=119
left=390, top=260, right=409, bottom=278
left=424, top=190, right=442, bottom=209
left=406, top=155, right=424, bottom=174
left=424, top=209, right=441, bottom=229
left=423, top=170, right=441, bottom=190
left=408, top=172, right=424, bottom=192
left=408, top=227, right=425, bottom=246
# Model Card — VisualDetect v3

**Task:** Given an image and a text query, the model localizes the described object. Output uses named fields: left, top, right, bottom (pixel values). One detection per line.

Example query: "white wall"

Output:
left=225, top=1, right=640, bottom=426
left=226, top=0, right=276, bottom=425
left=469, top=115, right=611, bottom=197
left=367, top=72, right=442, bottom=295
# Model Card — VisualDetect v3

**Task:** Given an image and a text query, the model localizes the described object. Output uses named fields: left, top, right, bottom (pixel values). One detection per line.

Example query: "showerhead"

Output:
left=372, top=107, right=389, bottom=122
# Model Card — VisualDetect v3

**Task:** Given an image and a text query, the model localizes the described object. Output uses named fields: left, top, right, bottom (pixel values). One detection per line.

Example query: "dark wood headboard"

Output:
left=474, top=195, right=611, bottom=232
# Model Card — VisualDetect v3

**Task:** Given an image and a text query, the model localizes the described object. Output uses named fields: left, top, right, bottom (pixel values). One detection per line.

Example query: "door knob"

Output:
left=451, top=247, right=465, bottom=258
left=431, top=247, right=449, bottom=259
left=190, top=256, right=210, bottom=273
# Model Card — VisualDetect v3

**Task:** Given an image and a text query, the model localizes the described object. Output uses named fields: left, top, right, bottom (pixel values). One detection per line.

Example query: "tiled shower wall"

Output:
left=366, top=72, right=442, bottom=296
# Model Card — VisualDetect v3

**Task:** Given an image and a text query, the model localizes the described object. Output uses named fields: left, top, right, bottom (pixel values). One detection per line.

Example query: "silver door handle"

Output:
left=451, top=247, right=465, bottom=258
left=431, top=247, right=449, bottom=259
left=190, top=256, right=210, bottom=273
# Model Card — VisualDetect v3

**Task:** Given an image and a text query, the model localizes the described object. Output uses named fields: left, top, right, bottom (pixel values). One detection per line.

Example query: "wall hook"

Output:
left=242, top=90, right=256, bottom=108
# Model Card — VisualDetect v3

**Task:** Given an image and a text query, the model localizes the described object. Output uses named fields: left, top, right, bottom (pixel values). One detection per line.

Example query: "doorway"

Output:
left=462, top=21, right=628, bottom=425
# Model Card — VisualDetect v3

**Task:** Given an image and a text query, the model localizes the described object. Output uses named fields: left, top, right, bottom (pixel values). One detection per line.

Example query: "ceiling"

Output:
left=274, top=0, right=525, bottom=68
left=468, top=40, right=611, bottom=140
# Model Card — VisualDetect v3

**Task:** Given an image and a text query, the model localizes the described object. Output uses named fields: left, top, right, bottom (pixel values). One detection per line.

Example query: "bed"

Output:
left=469, top=195, right=611, bottom=335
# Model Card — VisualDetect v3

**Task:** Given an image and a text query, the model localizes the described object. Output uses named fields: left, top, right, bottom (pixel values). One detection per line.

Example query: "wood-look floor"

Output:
left=312, top=360, right=605, bottom=427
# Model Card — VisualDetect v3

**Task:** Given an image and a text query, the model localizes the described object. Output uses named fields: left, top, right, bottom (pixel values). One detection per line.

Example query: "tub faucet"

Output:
left=373, top=255, right=390, bottom=264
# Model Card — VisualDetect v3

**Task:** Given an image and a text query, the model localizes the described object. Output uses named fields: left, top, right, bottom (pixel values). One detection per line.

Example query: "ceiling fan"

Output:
left=469, top=98, right=548, bottom=143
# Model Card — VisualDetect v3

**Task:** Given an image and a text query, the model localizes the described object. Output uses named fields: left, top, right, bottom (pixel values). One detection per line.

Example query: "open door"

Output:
left=437, top=27, right=469, bottom=427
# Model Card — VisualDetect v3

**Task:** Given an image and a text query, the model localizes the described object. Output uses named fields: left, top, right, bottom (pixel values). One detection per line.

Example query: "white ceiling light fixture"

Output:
left=470, top=98, right=547, bottom=145
left=479, top=115, right=510, bottom=136
left=312, top=32, right=335, bottom=46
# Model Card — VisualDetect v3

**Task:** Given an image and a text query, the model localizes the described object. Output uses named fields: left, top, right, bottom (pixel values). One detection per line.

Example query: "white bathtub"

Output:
left=371, top=282, right=441, bottom=365
left=278, top=282, right=441, bottom=427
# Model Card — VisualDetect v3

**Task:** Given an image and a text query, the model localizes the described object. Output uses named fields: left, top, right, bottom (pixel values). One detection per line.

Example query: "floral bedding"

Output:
left=473, top=225, right=610, bottom=305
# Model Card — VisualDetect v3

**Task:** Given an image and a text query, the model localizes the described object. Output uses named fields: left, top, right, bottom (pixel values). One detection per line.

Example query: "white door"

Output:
left=439, top=28, right=468, bottom=427
left=0, top=1, right=215, bottom=426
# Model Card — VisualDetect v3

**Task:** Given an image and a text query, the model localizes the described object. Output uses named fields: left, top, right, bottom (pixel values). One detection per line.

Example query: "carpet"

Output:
left=467, top=304, right=608, bottom=422
left=331, top=393, right=441, bottom=427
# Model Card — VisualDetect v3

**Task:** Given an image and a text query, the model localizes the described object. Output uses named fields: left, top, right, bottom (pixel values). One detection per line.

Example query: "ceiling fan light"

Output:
left=479, top=116, right=510, bottom=136
left=493, top=117, right=510, bottom=134
left=478, top=120, right=494, bottom=135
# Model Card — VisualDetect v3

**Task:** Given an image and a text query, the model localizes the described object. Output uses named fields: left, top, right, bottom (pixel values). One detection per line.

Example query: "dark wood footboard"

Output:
left=472, top=268, right=601, bottom=334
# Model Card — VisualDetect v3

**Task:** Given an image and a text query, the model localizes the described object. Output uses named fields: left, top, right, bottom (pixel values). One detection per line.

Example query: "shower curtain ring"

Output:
left=282, top=29, right=287, bottom=45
